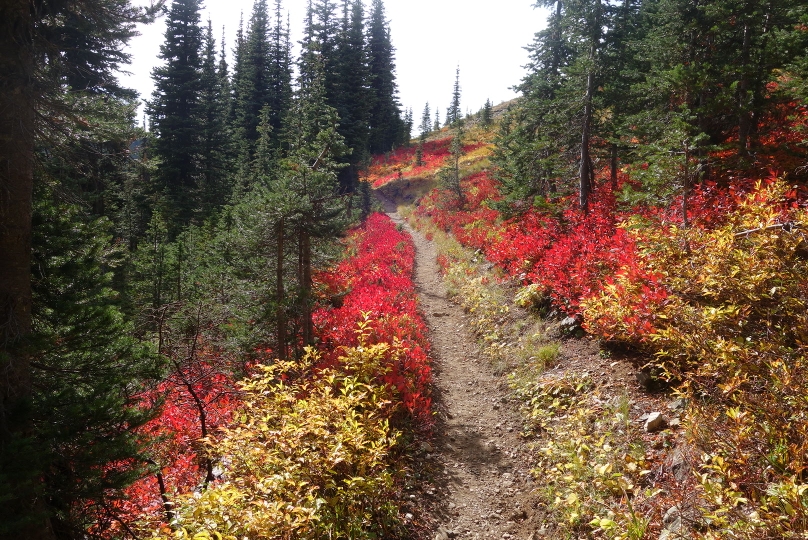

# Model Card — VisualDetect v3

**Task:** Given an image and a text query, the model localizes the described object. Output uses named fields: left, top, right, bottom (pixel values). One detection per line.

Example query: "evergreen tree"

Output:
left=434, top=108, right=441, bottom=131
left=29, top=189, right=162, bottom=536
left=403, top=107, right=414, bottom=141
left=420, top=102, right=432, bottom=138
left=416, top=102, right=431, bottom=166
left=233, top=0, right=273, bottom=160
left=230, top=13, right=246, bottom=127
left=493, top=0, right=577, bottom=208
left=312, top=0, right=341, bottom=101
left=439, top=123, right=466, bottom=207
left=366, top=0, right=406, bottom=153
left=447, top=65, right=462, bottom=126
left=480, top=98, right=493, bottom=126
left=332, top=0, right=371, bottom=195
left=266, top=0, right=294, bottom=142
left=148, top=0, right=205, bottom=227
left=0, top=0, right=160, bottom=536
left=199, top=20, right=232, bottom=215
left=279, top=56, right=348, bottom=346
left=494, top=0, right=610, bottom=211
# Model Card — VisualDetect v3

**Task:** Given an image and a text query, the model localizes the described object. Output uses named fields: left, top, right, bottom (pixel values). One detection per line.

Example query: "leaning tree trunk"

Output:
left=0, top=2, right=52, bottom=539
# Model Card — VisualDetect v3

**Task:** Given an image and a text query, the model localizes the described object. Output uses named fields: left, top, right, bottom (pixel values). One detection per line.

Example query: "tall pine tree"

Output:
left=366, top=0, right=406, bottom=153
left=446, top=66, right=462, bottom=126
left=199, top=20, right=232, bottom=215
left=148, top=0, right=205, bottom=227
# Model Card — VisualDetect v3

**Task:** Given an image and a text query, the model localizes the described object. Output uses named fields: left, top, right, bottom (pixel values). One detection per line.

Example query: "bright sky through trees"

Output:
left=121, top=0, right=547, bottom=123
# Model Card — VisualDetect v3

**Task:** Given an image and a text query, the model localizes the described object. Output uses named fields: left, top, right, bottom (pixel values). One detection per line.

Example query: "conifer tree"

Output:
left=481, top=98, right=493, bottom=126
left=366, top=0, right=406, bottom=153
left=447, top=66, right=462, bottom=126
left=493, top=0, right=593, bottom=209
left=279, top=56, right=348, bottom=346
left=416, top=102, right=431, bottom=166
left=199, top=20, right=232, bottom=215
left=404, top=107, right=414, bottom=141
left=148, top=0, right=205, bottom=227
left=332, top=0, right=371, bottom=194
left=266, top=0, right=294, bottom=141
left=29, top=189, right=162, bottom=536
left=0, top=0, right=160, bottom=536
left=233, top=0, right=273, bottom=158
left=420, top=102, right=432, bottom=137
left=230, top=13, right=246, bottom=126
left=439, top=123, right=465, bottom=208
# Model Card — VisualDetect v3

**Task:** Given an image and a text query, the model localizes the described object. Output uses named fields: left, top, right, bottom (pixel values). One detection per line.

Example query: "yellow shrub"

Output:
left=148, top=344, right=404, bottom=540
left=584, top=180, right=808, bottom=535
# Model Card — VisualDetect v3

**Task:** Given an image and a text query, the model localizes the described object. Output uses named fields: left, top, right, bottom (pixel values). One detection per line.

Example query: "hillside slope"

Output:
left=373, top=110, right=808, bottom=539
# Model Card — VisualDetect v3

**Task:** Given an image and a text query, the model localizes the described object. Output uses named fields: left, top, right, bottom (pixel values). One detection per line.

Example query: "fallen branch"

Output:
left=734, top=222, right=803, bottom=237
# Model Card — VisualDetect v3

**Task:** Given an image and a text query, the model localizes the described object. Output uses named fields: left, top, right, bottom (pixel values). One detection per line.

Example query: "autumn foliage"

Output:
left=397, top=116, right=808, bottom=535
left=127, top=213, right=430, bottom=538
left=314, top=212, right=432, bottom=424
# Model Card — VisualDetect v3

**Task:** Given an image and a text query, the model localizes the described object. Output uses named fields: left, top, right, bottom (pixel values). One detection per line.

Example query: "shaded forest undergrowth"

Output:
left=116, top=213, right=433, bottom=539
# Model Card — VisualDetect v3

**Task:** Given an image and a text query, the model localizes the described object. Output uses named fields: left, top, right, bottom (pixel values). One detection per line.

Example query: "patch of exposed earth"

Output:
left=380, top=195, right=680, bottom=540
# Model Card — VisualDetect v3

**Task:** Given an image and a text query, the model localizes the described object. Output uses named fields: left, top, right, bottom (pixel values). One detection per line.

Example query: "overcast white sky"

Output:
left=120, top=0, right=548, bottom=125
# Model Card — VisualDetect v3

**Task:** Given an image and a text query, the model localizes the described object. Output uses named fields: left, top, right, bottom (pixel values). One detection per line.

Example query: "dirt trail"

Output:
left=383, top=201, right=540, bottom=540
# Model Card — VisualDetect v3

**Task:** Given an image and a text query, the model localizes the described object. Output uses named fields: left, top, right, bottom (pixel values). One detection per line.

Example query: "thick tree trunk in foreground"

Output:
left=0, top=2, right=51, bottom=539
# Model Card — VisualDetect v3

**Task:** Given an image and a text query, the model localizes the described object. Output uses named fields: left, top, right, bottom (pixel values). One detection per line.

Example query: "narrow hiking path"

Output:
left=382, top=200, right=542, bottom=540
left=382, top=197, right=683, bottom=540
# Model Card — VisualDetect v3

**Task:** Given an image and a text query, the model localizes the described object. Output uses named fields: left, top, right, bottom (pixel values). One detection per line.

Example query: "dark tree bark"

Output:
left=0, top=1, right=47, bottom=538
left=300, top=227, right=313, bottom=347
left=276, top=218, right=286, bottom=359
left=580, top=63, right=594, bottom=213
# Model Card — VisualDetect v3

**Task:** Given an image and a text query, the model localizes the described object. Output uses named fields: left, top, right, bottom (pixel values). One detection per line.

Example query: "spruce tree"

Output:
left=266, top=0, right=294, bottom=142
left=199, top=20, right=232, bottom=215
left=404, top=107, right=414, bottom=141
left=493, top=0, right=591, bottom=209
left=148, top=0, right=205, bottom=227
left=481, top=98, right=493, bottom=127
left=447, top=65, right=462, bottom=126
left=366, top=0, right=406, bottom=153
left=230, top=14, right=246, bottom=127
left=439, top=123, right=465, bottom=208
left=29, top=189, right=162, bottom=536
left=420, top=102, right=432, bottom=138
left=233, top=0, right=273, bottom=159
left=332, top=0, right=371, bottom=194
left=0, top=0, right=160, bottom=536
left=279, top=56, right=348, bottom=346
left=416, top=102, right=431, bottom=166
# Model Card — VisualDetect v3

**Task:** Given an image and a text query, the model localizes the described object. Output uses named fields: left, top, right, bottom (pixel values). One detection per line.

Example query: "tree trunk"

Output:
left=610, top=143, right=618, bottom=191
left=0, top=2, right=52, bottom=538
left=300, top=227, right=313, bottom=347
left=580, top=66, right=594, bottom=213
left=737, top=22, right=752, bottom=156
left=276, top=218, right=286, bottom=359
left=579, top=0, right=600, bottom=213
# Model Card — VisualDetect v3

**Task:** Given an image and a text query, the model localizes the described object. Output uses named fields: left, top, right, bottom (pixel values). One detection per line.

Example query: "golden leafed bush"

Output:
left=584, top=179, right=808, bottom=536
left=148, top=342, right=405, bottom=540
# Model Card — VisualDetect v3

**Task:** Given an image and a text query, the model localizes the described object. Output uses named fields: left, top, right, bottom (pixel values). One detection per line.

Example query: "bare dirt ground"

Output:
left=388, top=209, right=540, bottom=540
left=381, top=197, right=679, bottom=540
